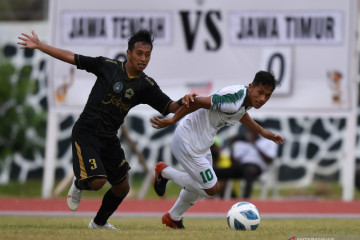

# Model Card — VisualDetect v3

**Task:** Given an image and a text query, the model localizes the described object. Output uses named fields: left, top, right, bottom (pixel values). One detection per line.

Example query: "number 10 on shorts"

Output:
left=200, top=169, right=214, bottom=183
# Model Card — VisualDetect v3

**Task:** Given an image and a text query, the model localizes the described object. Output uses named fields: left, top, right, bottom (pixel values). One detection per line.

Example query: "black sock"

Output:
left=94, top=189, right=124, bottom=226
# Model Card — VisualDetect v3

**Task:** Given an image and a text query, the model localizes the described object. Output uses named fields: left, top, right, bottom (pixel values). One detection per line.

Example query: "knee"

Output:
left=204, top=182, right=220, bottom=196
left=89, top=178, right=107, bottom=191
left=111, top=179, right=130, bottom=197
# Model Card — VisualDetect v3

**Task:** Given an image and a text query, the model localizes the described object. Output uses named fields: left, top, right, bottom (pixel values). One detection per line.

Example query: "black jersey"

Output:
left=74, top=54, right=172, bottom=136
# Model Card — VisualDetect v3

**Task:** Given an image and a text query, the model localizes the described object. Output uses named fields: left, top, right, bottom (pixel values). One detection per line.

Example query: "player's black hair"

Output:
left=128, top=29, right=154, bottom=51
left=252, top=70, right=280, bottom=92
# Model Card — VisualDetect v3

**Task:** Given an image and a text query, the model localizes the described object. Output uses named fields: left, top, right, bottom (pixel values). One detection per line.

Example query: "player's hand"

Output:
left=272, top=134, right=285, bottom=144
left=182, top=93, right=197, bottom=107
left=17, top=30, right=40, bottom=49
left=150, top=116, right=174, bottom=129
left=262, top=130, right=285, bottom=144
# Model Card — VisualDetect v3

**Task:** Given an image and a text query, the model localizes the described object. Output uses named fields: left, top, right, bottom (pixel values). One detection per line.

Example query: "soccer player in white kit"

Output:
left=150, top=71, right=285, bottom=229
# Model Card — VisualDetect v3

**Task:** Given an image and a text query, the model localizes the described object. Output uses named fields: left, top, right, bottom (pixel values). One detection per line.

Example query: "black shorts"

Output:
left=71, top=125, right=130, bottom=186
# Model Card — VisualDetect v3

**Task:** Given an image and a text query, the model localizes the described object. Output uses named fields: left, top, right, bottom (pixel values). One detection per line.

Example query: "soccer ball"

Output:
left=226, top=201, right=260, bottom=231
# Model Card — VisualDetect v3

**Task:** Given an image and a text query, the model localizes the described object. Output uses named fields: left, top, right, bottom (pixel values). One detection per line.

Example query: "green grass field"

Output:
left=1, top=216, right=360, bottom=240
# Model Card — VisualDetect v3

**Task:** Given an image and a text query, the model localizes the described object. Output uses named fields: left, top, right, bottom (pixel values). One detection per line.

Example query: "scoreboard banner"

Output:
left=61, top=11, right=172, bottom=45
left=229, top=11, right=343, bottom=45
left=48, top=0, right=357, bottom=115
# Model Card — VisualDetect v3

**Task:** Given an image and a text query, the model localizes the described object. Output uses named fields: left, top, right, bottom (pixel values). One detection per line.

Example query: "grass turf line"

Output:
left=1, top=216, right=360, bottom=240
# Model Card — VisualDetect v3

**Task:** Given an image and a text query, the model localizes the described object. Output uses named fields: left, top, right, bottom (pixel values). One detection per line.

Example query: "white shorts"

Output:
left=171, top=130, right=217, bottom=190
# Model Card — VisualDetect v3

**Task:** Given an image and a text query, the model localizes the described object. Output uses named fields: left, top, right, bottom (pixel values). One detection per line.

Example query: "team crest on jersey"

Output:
left=125, top=88, right=134, bottom=99
left=113, top=82, right=123, bottom=93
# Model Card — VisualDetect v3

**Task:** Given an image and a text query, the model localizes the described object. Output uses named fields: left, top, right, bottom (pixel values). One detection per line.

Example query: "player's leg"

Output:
left=173, top=131, right=219, bottom=196
left=68, top=126, right=107, bottom=211
left=91, top=174, right=129, bottom=229
left=89, top=136, right=130, bottom=229
left=162, top=188, right=198, bottom=229
left=154, top=131, right=219, bottom=198
left=170, top=189, right=198, bottom=218
left=157, top=133, right=219, bottom=229
left=165, top=165, right=220, bottom=197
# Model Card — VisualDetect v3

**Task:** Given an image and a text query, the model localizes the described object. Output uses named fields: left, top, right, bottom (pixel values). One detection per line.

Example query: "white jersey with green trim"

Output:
left=176, top=85, right=252, bottom=154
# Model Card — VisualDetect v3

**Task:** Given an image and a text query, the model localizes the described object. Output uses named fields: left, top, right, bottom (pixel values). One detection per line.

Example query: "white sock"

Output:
left=169, top=189, right=199, bottom=221
left=162, top=166, right=210, bottom=198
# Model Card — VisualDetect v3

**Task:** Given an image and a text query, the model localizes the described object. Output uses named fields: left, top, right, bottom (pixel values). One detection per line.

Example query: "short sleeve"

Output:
left=74, top=54, right=102, bottom=76
left=211, top=91, right=246, bottom=114
left=141, top=79, right=172, bottom=116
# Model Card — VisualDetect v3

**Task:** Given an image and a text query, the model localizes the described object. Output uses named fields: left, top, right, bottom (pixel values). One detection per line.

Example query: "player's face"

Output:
left=248, top=83, right=273, bottom=109
left=127, top=42, right=152, bottom=74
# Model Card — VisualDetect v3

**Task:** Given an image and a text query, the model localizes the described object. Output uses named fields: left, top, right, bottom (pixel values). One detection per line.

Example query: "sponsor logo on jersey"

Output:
left=125, top=88, right=134, bottom=99
left=113, top=82, right=123, bottom=93
left=102, top=93, right=131, bottom=112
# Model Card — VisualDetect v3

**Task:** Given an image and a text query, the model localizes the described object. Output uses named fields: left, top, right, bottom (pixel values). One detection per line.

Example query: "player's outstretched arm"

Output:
left=240, top=112, right=284, bottom=144
left=17, top=30, right=75, bottom=65
left=168, top=93, right=197, bottom=113
left=260, top=129, right=284, bottom=144
left=150, top=96, right=211, bottom=129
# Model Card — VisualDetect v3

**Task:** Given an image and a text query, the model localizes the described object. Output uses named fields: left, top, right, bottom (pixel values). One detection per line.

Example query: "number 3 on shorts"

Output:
left=200, top=169, right=213, bottom=183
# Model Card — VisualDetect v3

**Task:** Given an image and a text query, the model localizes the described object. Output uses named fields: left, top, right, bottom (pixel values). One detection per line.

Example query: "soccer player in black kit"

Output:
left=18, top=30, right=196, bottom=229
